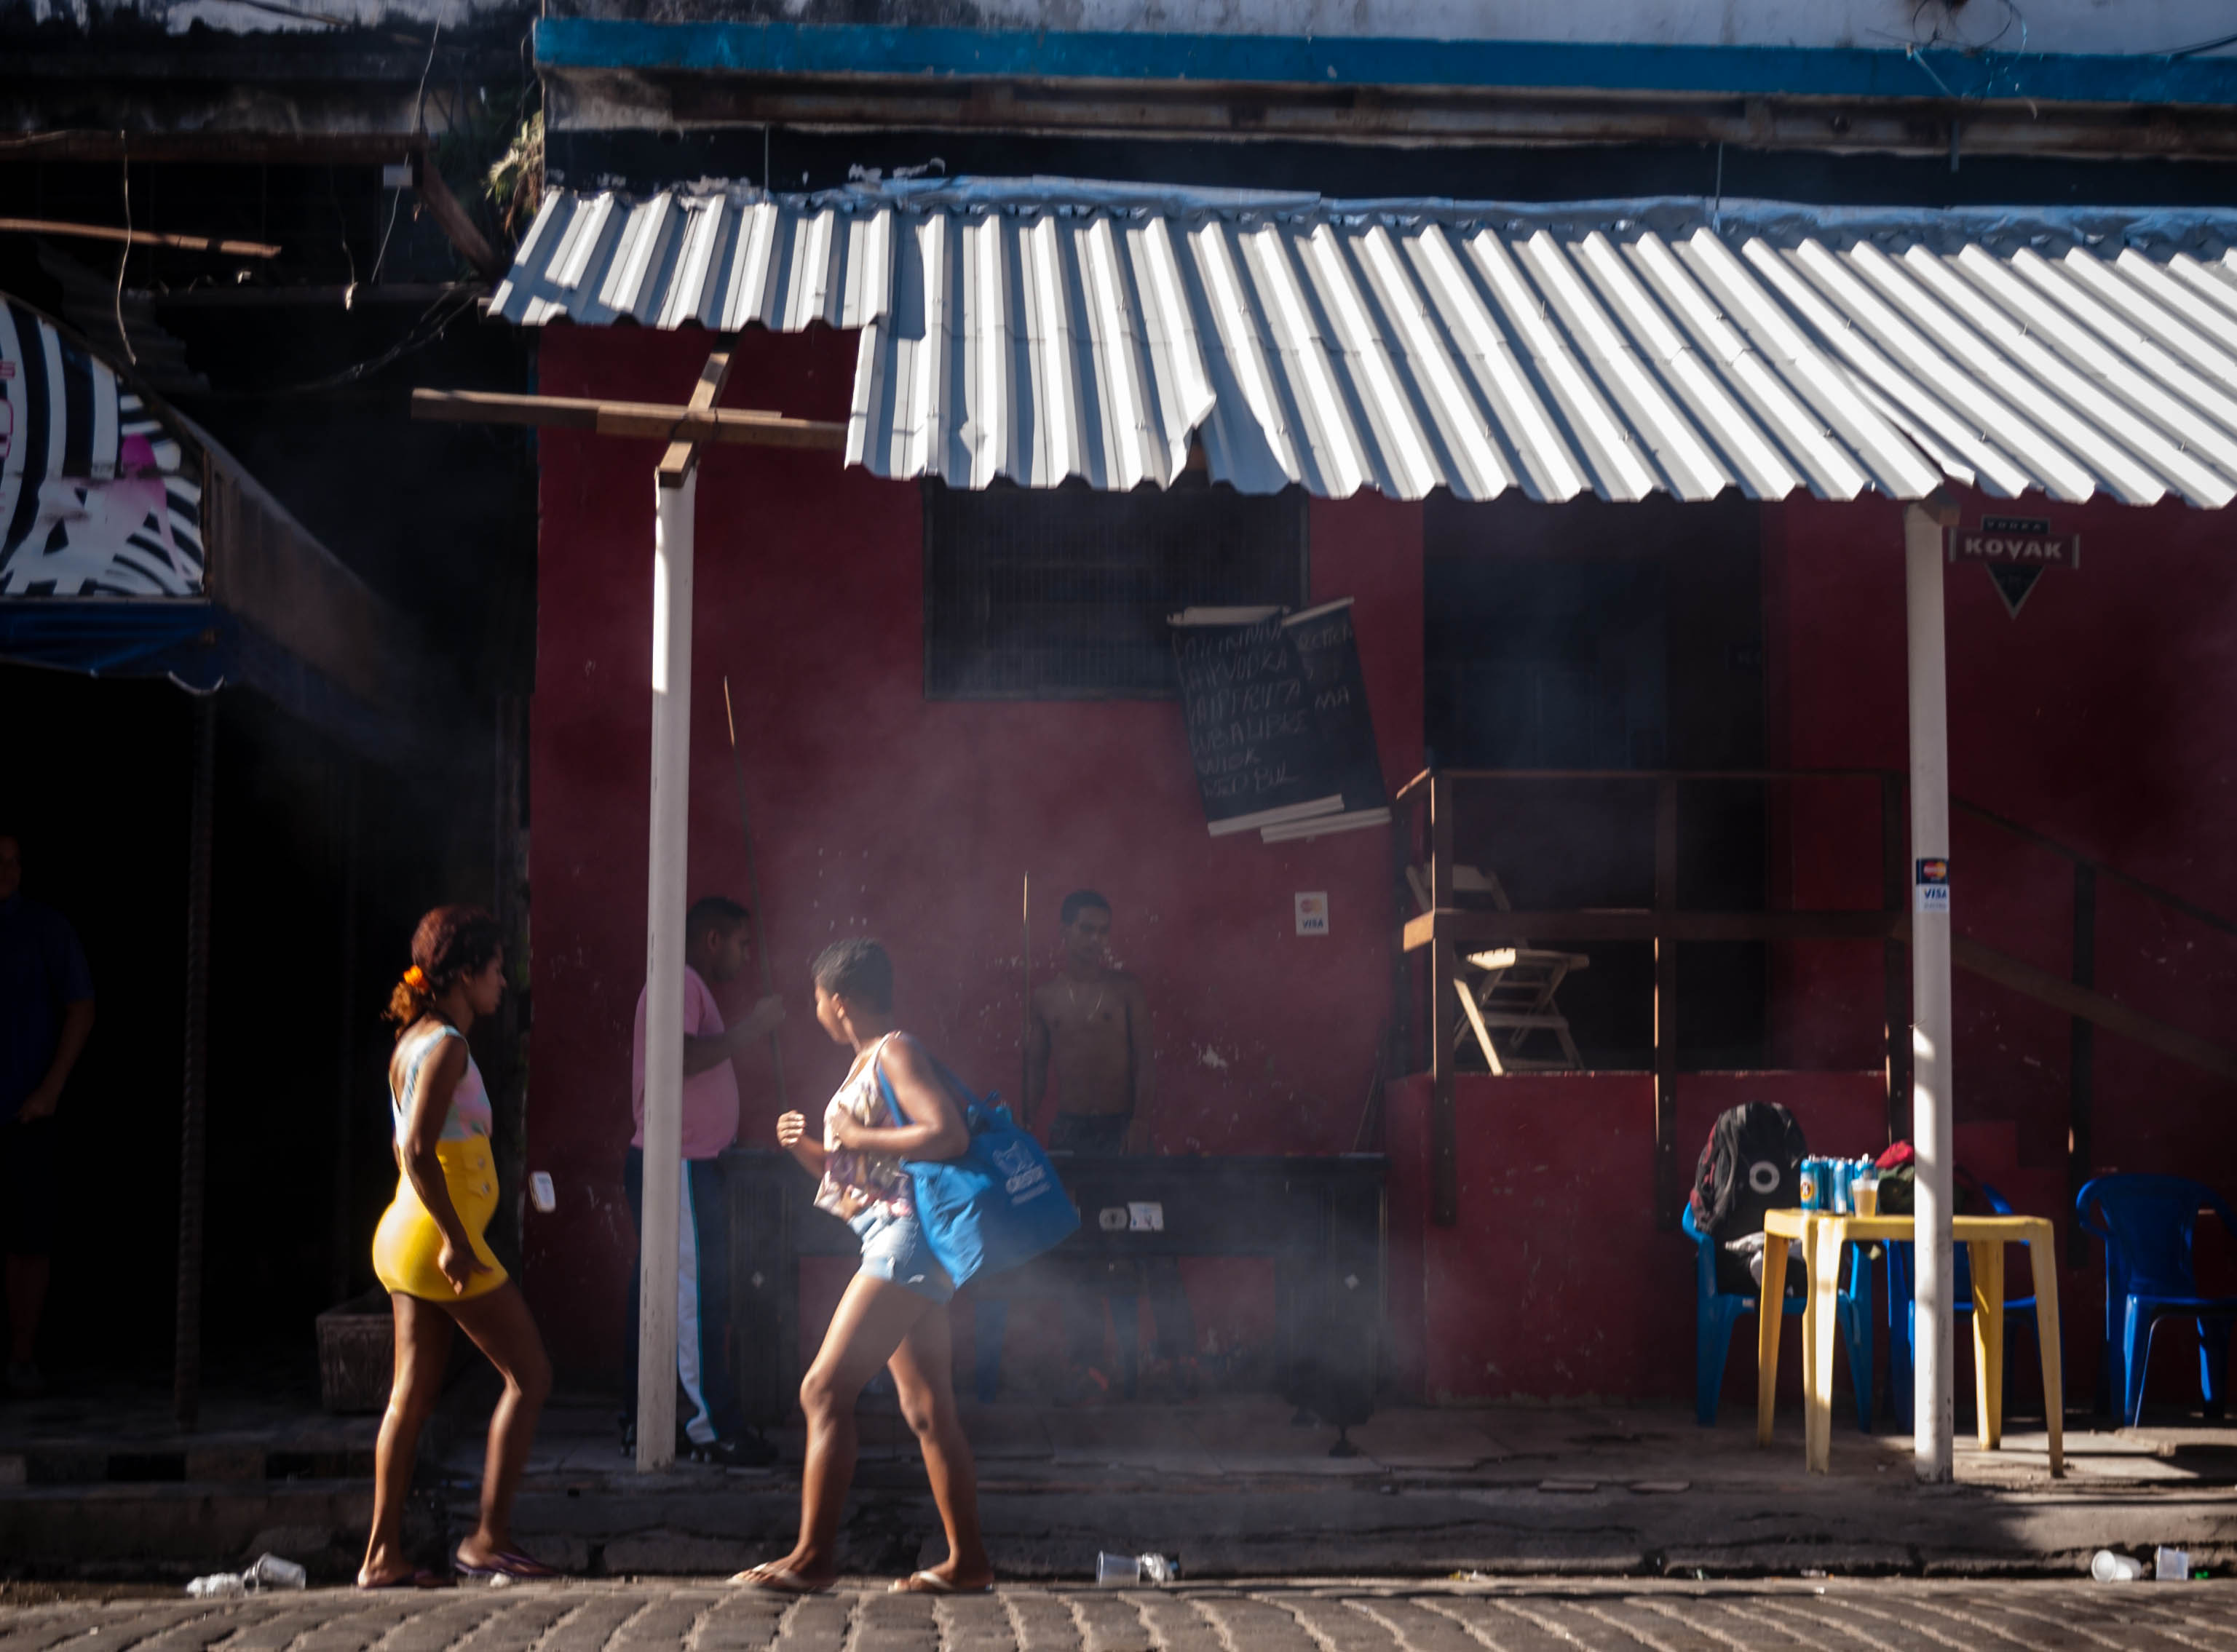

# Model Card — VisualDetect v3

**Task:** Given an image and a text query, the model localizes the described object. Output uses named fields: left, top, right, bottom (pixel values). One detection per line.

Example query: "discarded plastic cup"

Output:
left=1139, top=1554, right=1180, bottom=1585
left=250, top=1554, right=309, bottom=1591
left=2156, top=1546, right=2192, bottom=1582
left=2092, top=1549, right=2146, bottom=1582
left=186, top=1573, right=248, bottom=1598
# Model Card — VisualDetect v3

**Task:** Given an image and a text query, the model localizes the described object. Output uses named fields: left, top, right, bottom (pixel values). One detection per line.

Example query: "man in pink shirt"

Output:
left=623, top=895, right=785, bottom=1466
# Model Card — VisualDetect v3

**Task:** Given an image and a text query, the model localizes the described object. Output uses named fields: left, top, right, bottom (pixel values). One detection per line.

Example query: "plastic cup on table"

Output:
left=1854, top=1174, right=1880, bottom=1218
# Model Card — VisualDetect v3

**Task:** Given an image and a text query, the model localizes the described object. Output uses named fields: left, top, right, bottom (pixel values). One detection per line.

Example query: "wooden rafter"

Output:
left=660, top=344, right=737, bottom=488
left=0, top=215, right=279, bottom=258
left=410, top=388, right=846, bottom=453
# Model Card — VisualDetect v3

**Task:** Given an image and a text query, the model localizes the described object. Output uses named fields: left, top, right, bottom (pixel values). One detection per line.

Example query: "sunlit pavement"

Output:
left=4, top=1578, right=2236, bottom=1652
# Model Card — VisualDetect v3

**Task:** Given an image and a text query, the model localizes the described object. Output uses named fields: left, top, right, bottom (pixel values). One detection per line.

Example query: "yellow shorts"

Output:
left=371, top=1137, right=510, bottom=1303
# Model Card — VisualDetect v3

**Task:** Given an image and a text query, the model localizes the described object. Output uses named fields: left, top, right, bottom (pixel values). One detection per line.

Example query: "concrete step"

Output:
left=0, top=1480, right=393, bottom=1581
left=1, top=1438, right=375, bottom=1487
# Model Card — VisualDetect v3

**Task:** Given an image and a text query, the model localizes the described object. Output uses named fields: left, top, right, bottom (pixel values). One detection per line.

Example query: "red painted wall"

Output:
left=1762, top=491, right=2237, bottom=1414
left=1764, top=491, right=2237, bottom=1178
left=523, top=325, right=1424, bottom=1373
left=525, top=322, right=2233, bottom=1411
left=1386, top=1071, right=1885, bottom=1402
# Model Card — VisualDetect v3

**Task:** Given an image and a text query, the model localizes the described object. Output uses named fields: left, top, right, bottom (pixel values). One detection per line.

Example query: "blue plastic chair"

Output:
left=1883, top=1183, right=2038, bottom=1431
left=2075, top=1175, right=2237, bottom=1427
left=1684, top=1204, right=1875, bottom=1430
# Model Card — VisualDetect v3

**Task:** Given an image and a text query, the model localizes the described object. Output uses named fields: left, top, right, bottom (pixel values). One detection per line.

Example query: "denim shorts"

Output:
left=850, top=1208, right=955, bottom=1304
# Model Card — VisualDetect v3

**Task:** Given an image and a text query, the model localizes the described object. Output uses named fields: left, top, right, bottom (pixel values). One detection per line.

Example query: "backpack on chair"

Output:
left=1689, top=1102, right=1810, bottom=1298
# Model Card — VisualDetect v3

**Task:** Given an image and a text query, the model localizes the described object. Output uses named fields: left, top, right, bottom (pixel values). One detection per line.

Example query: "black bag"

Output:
left=1690, top=1102, right=1809, bottom=1298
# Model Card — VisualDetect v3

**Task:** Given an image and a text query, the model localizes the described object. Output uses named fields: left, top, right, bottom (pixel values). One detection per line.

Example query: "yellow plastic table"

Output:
left=1755, top=1209, right=2063, bottom=1476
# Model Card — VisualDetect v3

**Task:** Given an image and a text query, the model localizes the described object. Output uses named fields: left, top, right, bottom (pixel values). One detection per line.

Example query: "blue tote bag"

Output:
left=876, top=1052, right=1079, bottom=1289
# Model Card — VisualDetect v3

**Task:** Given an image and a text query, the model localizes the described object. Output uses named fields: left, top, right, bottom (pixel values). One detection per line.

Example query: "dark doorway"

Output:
left=1424, top=493, right=1769, bottom=1070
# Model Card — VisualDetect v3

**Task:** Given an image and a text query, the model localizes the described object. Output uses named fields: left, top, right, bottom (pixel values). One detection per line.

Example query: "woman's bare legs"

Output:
left=446, top=1284, right=553, bottom=1566
left=360, top=1294, right=453, bottom=1587
left=735, top=1274, right=929, bottom=1584
left=888, top=1304, right=991, bottom=1587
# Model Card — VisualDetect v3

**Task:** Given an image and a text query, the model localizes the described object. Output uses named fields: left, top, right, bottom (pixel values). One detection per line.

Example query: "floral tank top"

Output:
left=389, top=1022, right=493, bottom=1146
left=815, top=1033, right=914, bottom=1222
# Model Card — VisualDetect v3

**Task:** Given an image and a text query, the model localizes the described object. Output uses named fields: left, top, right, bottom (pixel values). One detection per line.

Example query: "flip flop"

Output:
left=890, top=1571, right=994, bottom=1595
left=454, top=1549, right=561, bottom=1583
left=357, top=1569, right=450, bottom=1591
left=729, top=1564, right=835, bottom=1595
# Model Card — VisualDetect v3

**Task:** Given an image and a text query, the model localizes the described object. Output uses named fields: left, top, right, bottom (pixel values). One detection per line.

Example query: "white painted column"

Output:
left=637, top=465, right=697, bottom=1472
left=1904, top=498, right=1957, bottom=1483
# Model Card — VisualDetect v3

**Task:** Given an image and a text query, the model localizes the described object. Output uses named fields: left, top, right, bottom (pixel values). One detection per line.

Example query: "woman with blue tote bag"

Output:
left=732, top=937, right=994, bottom=1597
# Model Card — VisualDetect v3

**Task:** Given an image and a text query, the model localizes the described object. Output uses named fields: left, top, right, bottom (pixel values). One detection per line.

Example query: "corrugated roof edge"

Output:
left=539, top=176, right=2237, bottom=253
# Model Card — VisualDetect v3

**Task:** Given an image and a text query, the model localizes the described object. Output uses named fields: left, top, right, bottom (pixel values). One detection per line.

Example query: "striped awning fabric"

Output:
left=491, top=178, right=2237, bottom=509
left=1, top=298, right=205, bottom=597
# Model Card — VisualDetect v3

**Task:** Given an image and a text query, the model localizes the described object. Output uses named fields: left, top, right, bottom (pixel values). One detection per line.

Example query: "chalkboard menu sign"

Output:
left=1270, top=600, right=1390, bottom=842
left=1171, top=599, right=1389, bottom=841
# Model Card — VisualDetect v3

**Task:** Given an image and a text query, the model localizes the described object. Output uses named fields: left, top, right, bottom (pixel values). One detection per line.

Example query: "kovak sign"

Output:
left=1944, top=515, right=2080, bottom=618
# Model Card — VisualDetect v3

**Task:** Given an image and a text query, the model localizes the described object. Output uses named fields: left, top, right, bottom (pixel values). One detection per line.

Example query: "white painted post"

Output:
left=1904, top=496, right=1957, bottom=1483
left=636, top=464, right=697, bottom=1472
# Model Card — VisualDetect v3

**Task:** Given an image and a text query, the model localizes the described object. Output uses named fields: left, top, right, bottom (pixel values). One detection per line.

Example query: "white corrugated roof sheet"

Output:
left=491, top=178, right=2237, bottom=508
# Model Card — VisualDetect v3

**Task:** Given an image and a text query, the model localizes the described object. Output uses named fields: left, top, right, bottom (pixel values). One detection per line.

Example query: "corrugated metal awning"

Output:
left=491, top=178, right=2237, bottom=509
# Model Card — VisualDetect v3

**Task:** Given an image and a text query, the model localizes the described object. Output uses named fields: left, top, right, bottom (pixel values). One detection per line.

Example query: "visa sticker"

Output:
left=1915, top=857, right=1950, bottom=916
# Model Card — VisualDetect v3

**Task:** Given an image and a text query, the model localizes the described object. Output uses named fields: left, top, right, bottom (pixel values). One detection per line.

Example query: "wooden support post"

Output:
left=174, top=694, right=216, bottom=1431
left=2068, top=863, right=2097, bottom=1268
left=330, top=755, right=361, bottom=1306
left=1653, top=777, right=1679, bottom=1232
left=1882, top=772, right=1912, bottom=1146
left=636, top=345, right=734, bottom=1473
left=1388, top=796, right=1412, bottom=1113
left=1429, top=774, right=1458, bottom=1227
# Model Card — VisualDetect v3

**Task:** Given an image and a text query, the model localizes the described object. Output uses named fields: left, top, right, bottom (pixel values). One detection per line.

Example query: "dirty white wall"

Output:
left=860, top=0, right=2230, bottom=55
left=3, top=0, right=524, bottom=34
left=10, top=0, right=2233, bottom=55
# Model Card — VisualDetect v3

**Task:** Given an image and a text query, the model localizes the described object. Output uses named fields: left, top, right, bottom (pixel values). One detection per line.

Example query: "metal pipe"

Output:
left=1904, top=497, right=1957, bottom=1483
left=636, top=466, right=697, bottom=1472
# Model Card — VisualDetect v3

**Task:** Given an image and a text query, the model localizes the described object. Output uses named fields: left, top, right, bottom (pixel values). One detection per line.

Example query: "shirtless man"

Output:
left=1025, top=891, right=1150, bottom=1154
left=1022, top=891, right=1192, bottom=1397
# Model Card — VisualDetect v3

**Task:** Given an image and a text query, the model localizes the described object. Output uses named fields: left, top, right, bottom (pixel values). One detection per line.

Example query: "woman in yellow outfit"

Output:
left=359, top=905, right=556, bottom=1589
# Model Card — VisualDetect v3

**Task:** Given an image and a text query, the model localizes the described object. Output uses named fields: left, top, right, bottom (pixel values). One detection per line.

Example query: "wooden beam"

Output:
left=1944, top=931, right=2237, bottom=1086
left=2069, top=865, right=2097, bottom=1266
left=1403, top=900, right=2237, bottom=1085
left=659, top=343, right=738, bottom=488
left=0, top=215, right=279, bottom=258
left=1652, top=778, right=1679, bottom=1232
left=411, top=388, right=847, bottom=451
left=408, top=154, right=506, bottom=283
left=1429, top=774, right=1457, bottom=1227
left=1402, top=908, right=1901, bottom=951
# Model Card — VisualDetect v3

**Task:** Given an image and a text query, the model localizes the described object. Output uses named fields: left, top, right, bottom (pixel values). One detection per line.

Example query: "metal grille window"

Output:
left=924, top=478, right=1309, bottom=699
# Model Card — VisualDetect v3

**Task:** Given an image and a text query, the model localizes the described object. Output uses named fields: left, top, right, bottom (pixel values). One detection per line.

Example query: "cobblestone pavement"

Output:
left=2, top=1580, right=2235, bottom=1652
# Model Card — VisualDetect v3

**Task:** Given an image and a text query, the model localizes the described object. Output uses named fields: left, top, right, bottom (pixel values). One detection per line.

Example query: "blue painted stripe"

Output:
left=534, top=17, right=2237, bottom=108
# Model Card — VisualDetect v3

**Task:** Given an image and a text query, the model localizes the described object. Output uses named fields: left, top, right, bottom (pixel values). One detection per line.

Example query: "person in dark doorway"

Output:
left=0, top=832, right=93, bottom=1397
left=734, top=937, right=991, bottom=1596
left=1024, top=890, right=1195, bottom=1399
left=363, top=905, right=555, bottom=1587
left=624, top=894, right=785, bottom=1468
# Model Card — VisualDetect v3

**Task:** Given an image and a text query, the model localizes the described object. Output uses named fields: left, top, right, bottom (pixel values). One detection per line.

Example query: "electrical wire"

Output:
left=2164, top=30, right=2237, bottom=58
left=113, top=133, right=136, bottom=365
left=198, top=286, right=481, bottom=400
